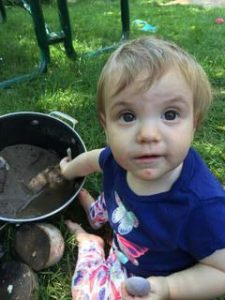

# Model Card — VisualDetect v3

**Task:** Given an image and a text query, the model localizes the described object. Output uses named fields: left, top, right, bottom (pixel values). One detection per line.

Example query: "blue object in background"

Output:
left=132, top=19, right=157, bottom=32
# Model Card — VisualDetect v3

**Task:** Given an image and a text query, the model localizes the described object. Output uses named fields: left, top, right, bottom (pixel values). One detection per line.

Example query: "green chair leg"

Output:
left=57, top=0, right=77, bottom=59
left=86, top=0, right=130, bottom=57
left=0, top=0, right=129, bottom=88
left=0, top=0, right=6, bottom=22
left=0, top=0, right=76, bottom=89
left=0, top=60, right=47, bottom=89
left=120, top=0, right=130, bottom=41
left=29, top=0, right=50, bottom=72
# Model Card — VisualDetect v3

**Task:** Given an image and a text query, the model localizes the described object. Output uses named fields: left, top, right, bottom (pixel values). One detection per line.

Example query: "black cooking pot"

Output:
left=0, top=111, right=86, bottom=223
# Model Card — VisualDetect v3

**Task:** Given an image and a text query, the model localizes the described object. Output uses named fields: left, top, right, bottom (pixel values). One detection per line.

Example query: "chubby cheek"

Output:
left=166, top=128, right=193, bottom=164
left=112, top=149, right=129, bottom=169
left=171, top=126, right=194, bottom=149
left=169, top=139, right=191, bottom=165
left=108, top=140, right=129, bottom=168
left=107, top=131, right=128, bottom=154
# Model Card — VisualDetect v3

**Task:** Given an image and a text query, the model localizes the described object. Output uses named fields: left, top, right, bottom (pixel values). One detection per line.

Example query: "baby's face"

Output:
left=102, top=68, right=196, bottom=185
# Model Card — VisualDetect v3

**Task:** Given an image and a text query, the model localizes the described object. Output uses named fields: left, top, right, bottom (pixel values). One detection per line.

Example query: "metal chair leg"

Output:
left=57, top=0, right=77, bottom=59
left=0, top=0, right=76, bottom=89
left=0, top=0, right=6, bottom=23
left=28, top=0, right=50, bottom=72
left=86, top=0, right=130, bottom=57
left=120, top=0, right=130, bottom=41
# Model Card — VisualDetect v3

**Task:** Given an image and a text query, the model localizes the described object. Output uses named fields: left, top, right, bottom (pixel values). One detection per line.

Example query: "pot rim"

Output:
left=0, top=111, right=86, bottom=223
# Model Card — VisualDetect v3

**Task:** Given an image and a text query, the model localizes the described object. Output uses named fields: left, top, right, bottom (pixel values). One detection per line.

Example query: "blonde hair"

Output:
left=97, top=36, right=212, bottom=128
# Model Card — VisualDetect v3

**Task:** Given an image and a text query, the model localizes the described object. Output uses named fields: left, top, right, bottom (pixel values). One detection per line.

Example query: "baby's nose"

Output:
left=137, top=122, right=161, bottom=143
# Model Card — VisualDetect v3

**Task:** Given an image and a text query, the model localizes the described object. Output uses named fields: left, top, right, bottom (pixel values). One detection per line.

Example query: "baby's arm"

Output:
left=60, top=149, right=107, bottom=230
left=78, top=189, right=108, bottom=230
left=60, top=148, right=103, bottom=180
left=148, top=249, right=225, bottom=300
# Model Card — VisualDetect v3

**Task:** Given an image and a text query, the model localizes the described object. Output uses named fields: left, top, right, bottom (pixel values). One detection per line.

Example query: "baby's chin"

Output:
left=132, top=168, right=163, bottom=181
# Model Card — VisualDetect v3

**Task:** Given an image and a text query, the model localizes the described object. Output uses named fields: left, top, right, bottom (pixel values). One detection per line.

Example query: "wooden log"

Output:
left=14, top=223, right=65, bottom=271
left=0, top=261, right=39, bottom=300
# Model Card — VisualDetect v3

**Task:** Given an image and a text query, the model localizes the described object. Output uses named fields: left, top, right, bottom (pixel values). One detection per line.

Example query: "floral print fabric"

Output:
left=71, top=239, right=127, bottom=300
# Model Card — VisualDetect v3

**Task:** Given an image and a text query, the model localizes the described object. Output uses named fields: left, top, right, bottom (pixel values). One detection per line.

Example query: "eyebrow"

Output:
left=109, top=100, right=135, bottom=112
left=108, top=92, right=192, bottom=114
left=164, top=96, right=191, bottom=106
left=110, top=96, right=190, bottom=107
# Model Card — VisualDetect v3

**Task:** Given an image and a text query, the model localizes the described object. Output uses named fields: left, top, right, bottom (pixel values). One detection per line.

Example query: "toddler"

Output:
left=61, top=36, right=225, bottom=299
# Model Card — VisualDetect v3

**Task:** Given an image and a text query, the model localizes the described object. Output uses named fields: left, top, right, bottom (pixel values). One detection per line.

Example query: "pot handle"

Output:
left=49, top=111, right=78, bottom=129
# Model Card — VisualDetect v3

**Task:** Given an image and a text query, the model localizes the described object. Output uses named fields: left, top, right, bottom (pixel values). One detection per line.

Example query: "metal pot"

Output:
left=0, top=111, right=86, bottom=223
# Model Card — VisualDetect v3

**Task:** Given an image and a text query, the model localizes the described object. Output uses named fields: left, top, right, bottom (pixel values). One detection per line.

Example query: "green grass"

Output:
left=0, top=0, right=225, bottom=299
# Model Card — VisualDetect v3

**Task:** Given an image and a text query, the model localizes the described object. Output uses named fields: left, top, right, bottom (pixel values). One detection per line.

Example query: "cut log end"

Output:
left=0, top=261, right=39, bottom=300
left=14, top=223, right=65, bottom=271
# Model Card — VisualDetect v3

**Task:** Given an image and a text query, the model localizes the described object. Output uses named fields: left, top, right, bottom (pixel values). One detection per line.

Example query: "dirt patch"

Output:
left=0, top=144, right=74, bottom=219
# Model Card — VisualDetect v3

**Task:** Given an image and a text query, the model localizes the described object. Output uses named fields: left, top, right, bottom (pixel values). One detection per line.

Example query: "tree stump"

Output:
left=14, top=223, right=65, bottom=271
left=0, top=261, right=39, bottom=300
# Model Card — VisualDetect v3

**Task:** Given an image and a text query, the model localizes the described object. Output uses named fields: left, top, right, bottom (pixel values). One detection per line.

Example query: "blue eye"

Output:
left=120, top=112, right=136, bottom=122
left=163, top=110, right=178, bottom=121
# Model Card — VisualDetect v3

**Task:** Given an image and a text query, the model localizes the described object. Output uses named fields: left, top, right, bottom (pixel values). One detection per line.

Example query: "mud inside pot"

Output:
left=0, top=144, right=75, bottom=219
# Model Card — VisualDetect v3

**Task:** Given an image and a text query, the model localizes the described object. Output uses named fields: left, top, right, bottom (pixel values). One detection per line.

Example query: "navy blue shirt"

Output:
left=99, top=147, right=225, bottom=277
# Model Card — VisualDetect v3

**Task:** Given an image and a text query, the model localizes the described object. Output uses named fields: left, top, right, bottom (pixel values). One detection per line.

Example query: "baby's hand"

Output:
left=60, top=148, right=72, bottom=174
left=59, top=156, right=71, bottom=175
left=122, top=276, right=169, bottom=300
left=145, top=276, right=170, bottom=300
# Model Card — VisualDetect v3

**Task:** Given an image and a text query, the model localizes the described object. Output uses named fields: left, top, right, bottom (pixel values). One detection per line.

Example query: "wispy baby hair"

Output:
left=97, top=36, right=212, bottom=128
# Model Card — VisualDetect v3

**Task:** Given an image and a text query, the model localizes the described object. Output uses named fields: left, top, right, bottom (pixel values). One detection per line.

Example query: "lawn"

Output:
left=0, top=0, right=225, bottom=299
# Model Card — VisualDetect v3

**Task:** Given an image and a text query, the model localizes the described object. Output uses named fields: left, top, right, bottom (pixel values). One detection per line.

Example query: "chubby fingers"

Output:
left=59, top=156, right=70, bottom=170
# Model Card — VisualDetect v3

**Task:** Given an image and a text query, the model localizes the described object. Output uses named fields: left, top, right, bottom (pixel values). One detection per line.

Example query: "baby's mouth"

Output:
left=134, top=154, right=161, bottom=163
